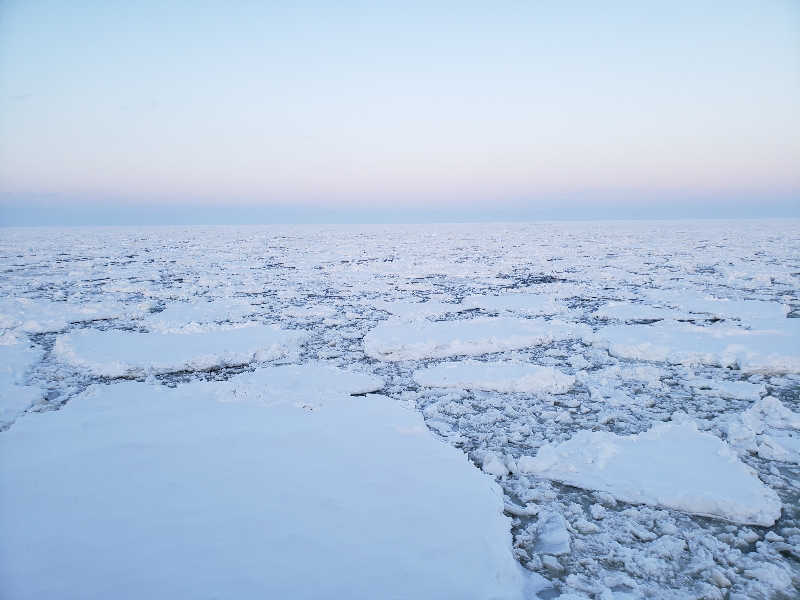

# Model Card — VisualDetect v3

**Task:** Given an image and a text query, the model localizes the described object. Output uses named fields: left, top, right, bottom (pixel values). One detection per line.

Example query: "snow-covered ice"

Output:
left=414, top=361, right=575, bottom=394
left=521, top=421, right=782, bottom=526
left=460, top=293, right=566, bottom=316
left=0, top=297, right=145, bottom=333
left=365, top=317, right=589, bottom=361
left=54, top=325, right=307, bottom=377
left=0, top=371, right=527, bottom=600
left=145, top=298, right=256, bottom=332
left=722, top=396, right=800, bottom=464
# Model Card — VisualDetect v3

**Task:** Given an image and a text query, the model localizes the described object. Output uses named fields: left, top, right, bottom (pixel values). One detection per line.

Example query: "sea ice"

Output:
left=0, top=342, right=43, bottom=427
left=365, top=317, right=589, bottom=361
left=213, top=362, right=384, bottom=408
left=0, top=370, right=527, bottom=600
left=0, top=297, right=145, bottom=333
left=595, top=319, right=800, bottom=373
left=145, top=298, right=256, bottom=332
left=460, top=293, right=566, bottom=316
left=372, top=299, right=457, bottom=321
left=414, top=361, right=575, bottom=394
left=54, top=325, right=307, bottom=377
left=687, top=378, right=766, bottom=401
left=520, top=420, right=782, bottom=526
left=644, top=291, right=788, bottom=324
left=723, top=396, right=800, bottom=464
left=593, top=302, right=682, bottom=322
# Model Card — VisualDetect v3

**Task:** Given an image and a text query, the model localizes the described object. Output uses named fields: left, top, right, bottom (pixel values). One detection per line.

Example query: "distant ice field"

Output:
left=0, top=220, right=798, bottom=599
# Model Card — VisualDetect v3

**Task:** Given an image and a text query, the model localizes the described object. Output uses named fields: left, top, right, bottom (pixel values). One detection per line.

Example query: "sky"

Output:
left=0, top=1, right=798, bottom=225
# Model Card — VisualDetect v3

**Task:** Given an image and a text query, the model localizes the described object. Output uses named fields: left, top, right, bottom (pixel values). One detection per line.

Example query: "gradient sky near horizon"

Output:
left=1, top=1, right=799, bottom=224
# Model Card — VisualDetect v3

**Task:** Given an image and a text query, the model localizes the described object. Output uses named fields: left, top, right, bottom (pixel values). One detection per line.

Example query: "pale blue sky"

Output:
left=1, top=1, right=798, bottom=224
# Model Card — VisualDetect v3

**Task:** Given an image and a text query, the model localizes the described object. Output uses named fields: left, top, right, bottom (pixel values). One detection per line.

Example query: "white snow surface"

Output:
left=414, top=361, right=575, bottom=394
left=54, top=325, right=307, bottom=377
left=365, top=317, right=589, bottom=361
left=0, top=370, right=529, bottom=600
left=596, top=319, right=800, bottom=373
left=521, top=421, right=782, bottom=526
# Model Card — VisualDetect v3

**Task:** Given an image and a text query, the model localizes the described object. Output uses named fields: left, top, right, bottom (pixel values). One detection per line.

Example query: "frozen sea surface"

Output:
left=1, top=220, right=799, bottom=599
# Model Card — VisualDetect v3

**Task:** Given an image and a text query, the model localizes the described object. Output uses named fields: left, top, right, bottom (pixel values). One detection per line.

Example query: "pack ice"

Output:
left=520, top=421, right=782, bottom=526
left=0, top=365, right=529, bottom=600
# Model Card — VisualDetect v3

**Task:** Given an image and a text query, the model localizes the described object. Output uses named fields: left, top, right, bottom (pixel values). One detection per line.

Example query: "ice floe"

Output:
left=145, top=299, right=255, bottom=332
left=414, top=361, right=575, bottom=394
left=594, top=302, right=683, bottom=322
left=0, top=297, right=146, bottom=333
left=54, top=325, right=307, bottom=377
left=520, top=421, right=782, bottom=526
left=595, top=319, right=800, bottom=373
left=0, top=371, right=528, bottom=599
left=644, top=291, right=789, bottom=324
left=213, top=362, right=384, bottom=408
left=365, top=317, right=590, bottom=361
left=460, top=293, right=566, bottom=316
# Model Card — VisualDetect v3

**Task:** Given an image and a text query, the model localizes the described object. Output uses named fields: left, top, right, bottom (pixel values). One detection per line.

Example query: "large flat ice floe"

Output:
left=595, top=318, right=800, bottom=373
left=414, top=361, right=575, bottom=394
left=520, top=421, right=782, bottom=526
left=365, top=317, right=589, bottom=361
left=54, top=325, right=307, bottom=377
left=0, top=367, right=529, bottom=600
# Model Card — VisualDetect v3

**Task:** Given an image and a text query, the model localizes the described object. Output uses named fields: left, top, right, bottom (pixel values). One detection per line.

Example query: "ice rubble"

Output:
left=593, top=302, right=683, bottom=322
left=0, top=341, right=43, bottom=427
left=722, top=395, right=800, bottom=464
left=0, top=367, right=530, bottom=600
left=364, top=317, right=590, bottom=361
left=520, top=421, right=782, bottom=526
left=54, top=325, right=307, bottom=377
left=595, top=318, right=800, bottom=373
left=414, top=361, right=575, bottom=394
